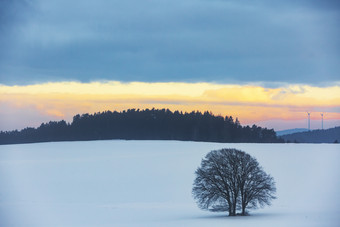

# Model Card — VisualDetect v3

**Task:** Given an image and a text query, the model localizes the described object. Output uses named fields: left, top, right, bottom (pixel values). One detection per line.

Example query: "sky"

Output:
left=0, top=0, right=339, bottom=131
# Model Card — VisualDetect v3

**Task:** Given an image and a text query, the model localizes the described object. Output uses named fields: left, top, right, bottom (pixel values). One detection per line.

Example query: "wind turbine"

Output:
left=307, top=112, right=310, bottom=131
left=321, top=113, right=324, bottom=130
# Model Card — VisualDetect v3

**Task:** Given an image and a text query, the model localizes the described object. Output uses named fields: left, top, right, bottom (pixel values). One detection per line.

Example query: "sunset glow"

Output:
left=1, top=81, right=339, bottom=131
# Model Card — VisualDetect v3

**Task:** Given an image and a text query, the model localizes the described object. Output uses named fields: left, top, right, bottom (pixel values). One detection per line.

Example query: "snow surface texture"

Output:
left=0, top=141, right=339, bottom=227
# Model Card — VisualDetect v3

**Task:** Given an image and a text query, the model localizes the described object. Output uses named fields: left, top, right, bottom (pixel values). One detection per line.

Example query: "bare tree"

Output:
left=237, top=152, right=276, bottom=215
left=192, top=148, right=276, bottom=216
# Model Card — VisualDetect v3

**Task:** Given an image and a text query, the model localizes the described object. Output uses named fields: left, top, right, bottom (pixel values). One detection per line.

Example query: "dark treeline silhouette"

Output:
left=281, top=126, right=340, bottom=143
left=0, top=108, right=283, bottom=145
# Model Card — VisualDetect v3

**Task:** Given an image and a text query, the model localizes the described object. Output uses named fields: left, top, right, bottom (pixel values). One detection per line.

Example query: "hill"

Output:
left=0, top=109, right=283, bottom=145
left=276, top=128, right=308, bottom=136
left=280, top=126, right=340, bottom=143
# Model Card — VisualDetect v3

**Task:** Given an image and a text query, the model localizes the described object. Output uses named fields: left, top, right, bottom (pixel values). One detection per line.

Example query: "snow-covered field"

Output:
left=0, top=141, right=339, bottom=227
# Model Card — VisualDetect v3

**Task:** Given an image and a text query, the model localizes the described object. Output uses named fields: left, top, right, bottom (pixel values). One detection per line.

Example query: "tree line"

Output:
left=0, top=108, right=284, bottom=145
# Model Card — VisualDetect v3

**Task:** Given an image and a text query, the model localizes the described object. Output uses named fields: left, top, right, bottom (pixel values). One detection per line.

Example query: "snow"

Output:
left=0, top=141, right=339, bottom=226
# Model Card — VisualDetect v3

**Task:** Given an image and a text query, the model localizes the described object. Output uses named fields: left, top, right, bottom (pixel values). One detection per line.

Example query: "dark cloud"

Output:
left=0, top=0, right=31, bottom=29
left=0, top=0, right=36, bottom=71
left=0, top=0, right=339, bottom=85
left=296, top=0, right=340, bottom=10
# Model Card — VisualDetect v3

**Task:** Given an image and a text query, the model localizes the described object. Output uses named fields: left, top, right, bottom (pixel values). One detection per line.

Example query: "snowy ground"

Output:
left=0, top=141, right=339, bottom=227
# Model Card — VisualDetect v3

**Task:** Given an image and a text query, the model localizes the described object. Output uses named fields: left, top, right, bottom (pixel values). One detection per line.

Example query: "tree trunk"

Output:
left=228, top=205, right=236, bottom=216
left=228, top=207, right=234, bottom=216
left=241, top=201, right=247, bottom=215
left=232, top=196, right=237, bottom=216
left=242, top=206, right=246, bottom=216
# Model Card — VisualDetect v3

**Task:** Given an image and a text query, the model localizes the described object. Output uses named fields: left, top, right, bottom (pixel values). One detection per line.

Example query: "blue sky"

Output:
left=1, top=0, right=339, bottom=85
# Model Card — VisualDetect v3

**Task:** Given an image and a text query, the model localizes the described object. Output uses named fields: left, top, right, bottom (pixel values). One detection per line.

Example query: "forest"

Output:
left=0, top=108, right=283, bottom=145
